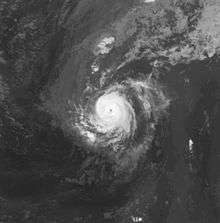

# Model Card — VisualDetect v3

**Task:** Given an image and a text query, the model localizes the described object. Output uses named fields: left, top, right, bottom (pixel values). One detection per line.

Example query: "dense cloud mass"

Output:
left=0, top=0, right=220, bottom=222
left=73, top=75, right=170, bottom=177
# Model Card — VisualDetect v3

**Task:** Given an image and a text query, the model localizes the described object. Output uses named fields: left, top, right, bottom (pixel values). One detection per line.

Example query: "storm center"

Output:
left=94, top=92, right=132, bottom=133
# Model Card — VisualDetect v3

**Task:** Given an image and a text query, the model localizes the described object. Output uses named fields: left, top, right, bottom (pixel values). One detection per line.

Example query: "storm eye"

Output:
left=94, top=92, right=134, bottom=134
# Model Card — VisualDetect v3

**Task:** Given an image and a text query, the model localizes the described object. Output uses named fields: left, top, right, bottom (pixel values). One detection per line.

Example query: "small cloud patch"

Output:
left=131, top=216, right=143, bottom=222
left=93, top=36, right=115, bottom=55
left=143, top=0, right=155, bottom=3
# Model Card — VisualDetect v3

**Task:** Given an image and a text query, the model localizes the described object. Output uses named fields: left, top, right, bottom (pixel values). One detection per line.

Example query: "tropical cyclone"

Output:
left=42, top=0, right=220, bottom=186
left=0, top=0, right=220, bottom=222
left=1, top=0, right=220, bottom=208
left=75, top=78, right=169, bottom=150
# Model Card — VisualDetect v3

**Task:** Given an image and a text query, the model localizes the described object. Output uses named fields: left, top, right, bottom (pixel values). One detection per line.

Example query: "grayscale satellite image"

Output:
left=0, top=0, right=220, bottom=222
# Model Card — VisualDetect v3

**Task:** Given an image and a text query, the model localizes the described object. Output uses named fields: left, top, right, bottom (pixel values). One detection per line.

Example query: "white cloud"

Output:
left=143, top=0, right=155, bottom=3
left=94, top=36, right=115, bottom=55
